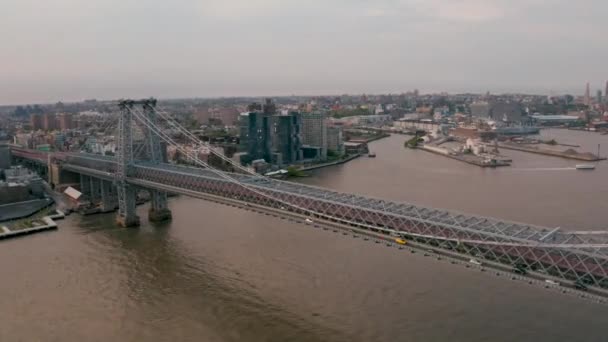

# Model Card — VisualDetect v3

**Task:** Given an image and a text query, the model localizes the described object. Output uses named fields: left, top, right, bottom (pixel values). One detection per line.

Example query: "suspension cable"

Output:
left=151, top=107, right=261, bottom=177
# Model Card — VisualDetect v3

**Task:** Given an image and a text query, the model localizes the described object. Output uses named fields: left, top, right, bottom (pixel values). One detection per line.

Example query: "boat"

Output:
left=576, top=164, right=596, bottom=170
left=368, top=152, right=376, bottom=158
left=545, top=279, right=560, bottom=286
left=395, top=238, right=407, bottom=245
left=305, top=218, right=313, bottom=224
left=469, top=259, right=482, bottom=266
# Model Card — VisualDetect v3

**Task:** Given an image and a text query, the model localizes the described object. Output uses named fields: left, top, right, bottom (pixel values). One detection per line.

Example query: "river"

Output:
left=1, top=129, right=607, bottom=341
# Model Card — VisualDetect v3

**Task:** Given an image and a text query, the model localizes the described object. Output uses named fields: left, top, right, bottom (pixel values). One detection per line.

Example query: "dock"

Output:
left=498, top=143, right=606, bottom=161
left=419, top=145, right=511, bottom=168
left=0, top=210, right=65, bottom=240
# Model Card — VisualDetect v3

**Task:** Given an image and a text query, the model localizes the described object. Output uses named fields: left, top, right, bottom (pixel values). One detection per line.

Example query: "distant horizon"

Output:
left=1, top=84, right=604, bottom=107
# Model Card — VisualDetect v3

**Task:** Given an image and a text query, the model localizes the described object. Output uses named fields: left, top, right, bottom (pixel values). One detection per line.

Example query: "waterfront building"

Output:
left=327, top=126, right=344, bottom=155
left=239, top=111, right=273, bottom=164
left=301, top=112, right=328, bottom=160
left=273, top=112, right=302, bottom=165
left=238, top=112, right=250, bottom=152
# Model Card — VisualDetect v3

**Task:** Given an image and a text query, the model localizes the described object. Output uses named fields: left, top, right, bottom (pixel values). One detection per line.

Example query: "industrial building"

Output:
left=470, top=101, right=524, bottom=122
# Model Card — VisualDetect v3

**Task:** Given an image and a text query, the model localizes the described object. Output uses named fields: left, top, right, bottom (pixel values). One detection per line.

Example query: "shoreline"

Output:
left=498, top=143, right=605, bottom=161
left=298, top=153, right=362, bottom=172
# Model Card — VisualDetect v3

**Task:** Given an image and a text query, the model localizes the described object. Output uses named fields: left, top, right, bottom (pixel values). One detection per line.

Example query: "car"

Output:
left=513, top=267, right=527, bottom=275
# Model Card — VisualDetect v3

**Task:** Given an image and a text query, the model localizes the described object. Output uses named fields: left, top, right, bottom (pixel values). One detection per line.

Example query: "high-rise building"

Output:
left=57, top=113, right=74, bottom=130
left=605, top=81, right=608, bottom=104
left=597, top=90, right=602, bottom=105
left=42, top=113, right=56, bottom=131
left=301, top=112, right=328, bottom=160
left=239, top=111, right=273, bottom=164
left=238, top=112, right=251, bottom=152
left=273, top=112, right=302, bottom=165
left=327, top=126, right=344, bottom=156
left=584, top=82, right=591, bottom=106
left=263, top=98, right=277, bottom=115
left=30, top=113, right=43, bottom=131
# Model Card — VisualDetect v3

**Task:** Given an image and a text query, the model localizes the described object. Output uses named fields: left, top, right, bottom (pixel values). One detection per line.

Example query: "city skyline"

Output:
left=1, top=0, right=607, bottom=104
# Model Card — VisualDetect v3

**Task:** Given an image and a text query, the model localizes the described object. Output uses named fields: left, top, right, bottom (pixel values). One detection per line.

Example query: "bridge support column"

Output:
left=116, top=185, right=139, bottom=227
left=100, top=180, right=117, bottom=213
left=148, top=191, right=172, bottom=222
left=80, top=175, right=91, bottom=199
left=90, top=177, right=101, bottom=204
left=141, top=100, right=172, bottom=223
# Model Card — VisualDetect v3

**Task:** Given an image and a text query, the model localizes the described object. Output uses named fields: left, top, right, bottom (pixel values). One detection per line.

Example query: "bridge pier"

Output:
left=100, top=180, right=118, bottom=213
left=80, top=175, right=91, bottom=200
left=116, top=185, right=140, bottom=228
left=148, top=191, right=172, bottom=222
left=90, top=177, right=101, bottom=204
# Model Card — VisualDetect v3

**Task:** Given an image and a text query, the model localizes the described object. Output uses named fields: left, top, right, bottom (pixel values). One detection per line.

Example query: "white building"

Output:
left=327, top=126, right=344, bottom=155
left=301, top=112, right=328, bottom=160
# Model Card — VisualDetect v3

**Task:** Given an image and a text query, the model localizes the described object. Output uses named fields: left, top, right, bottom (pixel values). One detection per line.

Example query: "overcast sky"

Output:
left=1, top=0, right=607, bottom=104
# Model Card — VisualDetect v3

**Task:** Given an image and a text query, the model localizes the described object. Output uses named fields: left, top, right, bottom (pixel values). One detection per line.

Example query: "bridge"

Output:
left=9, top=99, right=608, bottom=299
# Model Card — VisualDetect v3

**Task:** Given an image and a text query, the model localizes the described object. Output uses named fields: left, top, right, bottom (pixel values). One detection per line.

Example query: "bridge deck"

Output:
left=13, top=149, right=608, bottom=289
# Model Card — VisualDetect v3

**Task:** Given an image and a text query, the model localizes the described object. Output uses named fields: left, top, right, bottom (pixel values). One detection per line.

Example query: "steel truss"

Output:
left=42, top=100, right=608, bottom=290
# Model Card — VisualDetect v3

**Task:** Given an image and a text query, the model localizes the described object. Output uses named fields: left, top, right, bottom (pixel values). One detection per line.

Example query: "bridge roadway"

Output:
left=10, top=148, right=608, bottom=292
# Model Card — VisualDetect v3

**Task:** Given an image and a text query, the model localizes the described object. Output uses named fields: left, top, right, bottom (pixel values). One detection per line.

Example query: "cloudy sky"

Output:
left=1, top=0, right=606, bottom=104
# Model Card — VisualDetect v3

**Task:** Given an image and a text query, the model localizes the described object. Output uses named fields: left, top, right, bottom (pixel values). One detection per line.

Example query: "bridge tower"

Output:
left=116, top=100, right=140, bottom=227
left=142, top=99, right=172, bottom=223
left=115, top=99, right=172, bottom=227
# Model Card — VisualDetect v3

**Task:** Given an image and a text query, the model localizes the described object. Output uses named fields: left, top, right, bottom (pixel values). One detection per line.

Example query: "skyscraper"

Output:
left=605, top=81, right=608, bottom=104
left=244, top=112, right=273, bottom=163
left=584, top=82, right=591, bottom=106
left=273, top=112, right=302, bottom=165
left=301, top=112, right=328, bottom=160
left=597, top=90, right=602, bottom=105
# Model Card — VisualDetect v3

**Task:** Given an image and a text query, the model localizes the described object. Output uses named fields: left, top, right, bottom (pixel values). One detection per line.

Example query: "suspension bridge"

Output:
left=10, top=99, right=608, bottom=300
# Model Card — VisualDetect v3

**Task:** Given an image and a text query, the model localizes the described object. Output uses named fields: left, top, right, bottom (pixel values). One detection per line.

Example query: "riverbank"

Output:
left=299, top=153, right=362, bottom=172
left=498, top=143, right=606, bottom=161
left=0, top=210, right=65, bottom=240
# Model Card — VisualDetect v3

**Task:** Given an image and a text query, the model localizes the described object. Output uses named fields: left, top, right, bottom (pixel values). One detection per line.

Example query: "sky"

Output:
left=1, top=0, right=607, bottom=105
